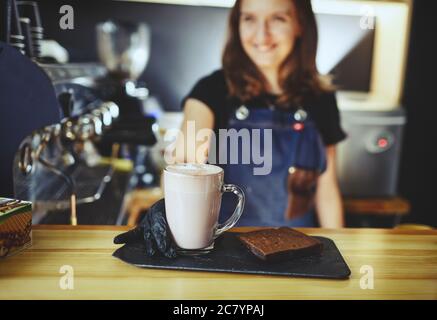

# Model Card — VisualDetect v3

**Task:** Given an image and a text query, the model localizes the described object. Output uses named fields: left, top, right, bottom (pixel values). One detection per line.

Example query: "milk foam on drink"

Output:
left=164, top=164, right=224, bottom=249
left=165, top=163, right=222, bottom=176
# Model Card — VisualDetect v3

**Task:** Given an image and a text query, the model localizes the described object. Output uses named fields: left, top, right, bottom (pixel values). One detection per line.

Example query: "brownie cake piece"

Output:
left=237, top=227, right=323, bottom=261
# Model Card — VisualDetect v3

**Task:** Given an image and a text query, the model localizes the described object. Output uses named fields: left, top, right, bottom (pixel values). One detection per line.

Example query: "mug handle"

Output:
left=214, top=184, right=245, bottom=239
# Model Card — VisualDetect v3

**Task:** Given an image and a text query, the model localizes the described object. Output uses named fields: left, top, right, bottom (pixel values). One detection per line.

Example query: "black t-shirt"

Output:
left=183, top=69, right=347, bottom=146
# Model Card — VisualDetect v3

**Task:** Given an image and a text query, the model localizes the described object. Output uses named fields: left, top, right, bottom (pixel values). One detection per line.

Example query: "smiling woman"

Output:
left=179, top=0, right=346, bottom=228
left=239, top=0, right=299, bottom=73
left=223, top=0, right=332, bottom=107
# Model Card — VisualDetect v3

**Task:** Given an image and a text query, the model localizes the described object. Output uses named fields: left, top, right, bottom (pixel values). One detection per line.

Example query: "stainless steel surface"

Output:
left=13, top=126, right=114, bottom=216
left=13, top=62, right=120, bottom=222
left=41, top=63, right=107, bottom=86
left=336, top=109, right=406, bottom=197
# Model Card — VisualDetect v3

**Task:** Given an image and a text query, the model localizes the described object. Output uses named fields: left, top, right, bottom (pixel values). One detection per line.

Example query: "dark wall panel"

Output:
left=399, top=1, right=437, bottom=227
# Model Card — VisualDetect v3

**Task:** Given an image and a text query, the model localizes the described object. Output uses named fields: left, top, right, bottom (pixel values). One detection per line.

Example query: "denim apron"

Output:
left=218, top=103, right=327, bottom=227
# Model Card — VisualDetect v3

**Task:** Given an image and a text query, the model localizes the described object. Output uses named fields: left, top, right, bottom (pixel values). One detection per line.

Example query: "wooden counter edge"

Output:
left=32, top=224, right=437, bottom=235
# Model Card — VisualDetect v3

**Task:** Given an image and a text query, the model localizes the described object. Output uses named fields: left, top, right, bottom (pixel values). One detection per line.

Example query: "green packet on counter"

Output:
left=0, top=198, right=32, bottom=258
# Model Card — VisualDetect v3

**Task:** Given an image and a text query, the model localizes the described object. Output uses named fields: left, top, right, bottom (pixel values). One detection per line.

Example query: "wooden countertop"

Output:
left=0, top=225, right=436, bottom=300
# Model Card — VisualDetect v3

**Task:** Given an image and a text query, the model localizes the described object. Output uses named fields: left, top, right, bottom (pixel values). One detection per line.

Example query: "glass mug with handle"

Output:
left=164, top=163, right=245, bottom=255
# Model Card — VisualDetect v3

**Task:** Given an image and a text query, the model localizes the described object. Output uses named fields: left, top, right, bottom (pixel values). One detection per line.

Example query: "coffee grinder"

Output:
left=96, top=21, right=159, bottom=219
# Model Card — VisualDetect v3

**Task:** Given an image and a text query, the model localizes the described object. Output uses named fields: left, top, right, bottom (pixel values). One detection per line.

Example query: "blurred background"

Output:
left=0, top=0, right=435, bottom=228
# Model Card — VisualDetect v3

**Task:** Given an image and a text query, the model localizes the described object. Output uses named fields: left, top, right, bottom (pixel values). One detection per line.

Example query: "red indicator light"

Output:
left=377, top=138, right=388, bottom=148
left=293, top=123, right=304, bottom=131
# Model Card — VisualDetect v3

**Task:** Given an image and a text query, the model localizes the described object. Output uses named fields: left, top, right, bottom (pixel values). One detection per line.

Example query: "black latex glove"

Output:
left=114, top=198, right=177, bottom=258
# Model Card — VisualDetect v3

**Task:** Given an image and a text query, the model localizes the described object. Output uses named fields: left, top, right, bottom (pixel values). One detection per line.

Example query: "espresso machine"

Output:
left=12, top=60, right=123, bottom=225
left=8, top=15, right=158, bottom=225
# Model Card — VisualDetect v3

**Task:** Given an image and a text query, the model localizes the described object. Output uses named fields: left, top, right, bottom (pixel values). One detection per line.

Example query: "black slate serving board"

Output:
left=113, top=232, right=351, bottom=280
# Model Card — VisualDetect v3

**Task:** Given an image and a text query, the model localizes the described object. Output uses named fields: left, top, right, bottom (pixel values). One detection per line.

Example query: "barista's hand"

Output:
left=114, top=199, right=177, bottom=258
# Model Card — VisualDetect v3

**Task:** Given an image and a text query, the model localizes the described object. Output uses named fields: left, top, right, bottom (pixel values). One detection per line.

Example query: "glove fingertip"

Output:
left=113, top=234, right=126, bottom=244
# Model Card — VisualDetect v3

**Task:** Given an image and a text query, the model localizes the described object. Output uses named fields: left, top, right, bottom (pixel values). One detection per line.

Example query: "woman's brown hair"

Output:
left=222, top=0, right=332, bottom=107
